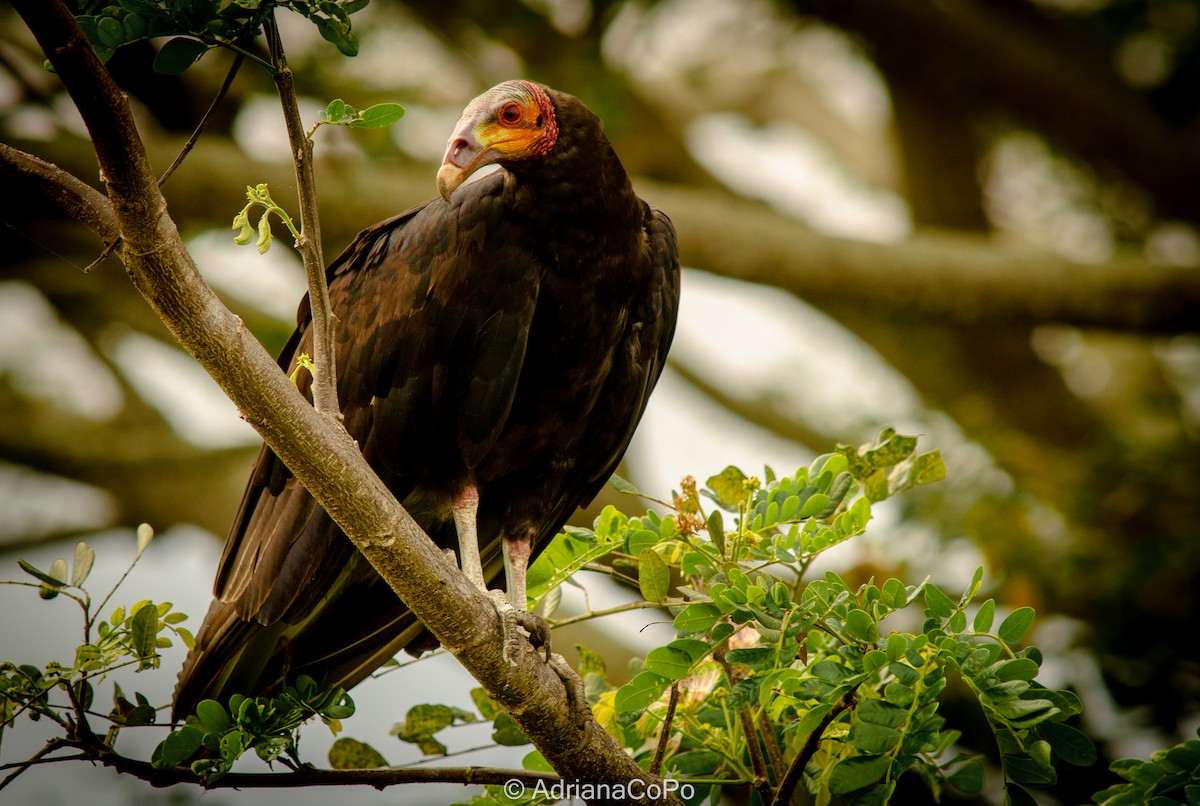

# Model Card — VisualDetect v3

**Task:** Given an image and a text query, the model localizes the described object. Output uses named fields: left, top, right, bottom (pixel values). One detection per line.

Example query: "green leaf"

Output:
left=153, top=37, right=208, bottom=75
left=673, top=603, right=720, bottom=633
left=152, top=725, right=204, bottom=769
left=706, top=509, right=725, bottom=553
left=645, top=646, right=692, bottom=681
left=726, top=646, right=775, bottom=667
left=998, top=607, right=1036, bottom=644
left=923, top=583, right=955, bottom=618
left=665, top=750, right=722, bottom=775
left=352, top=103, right=405, bottom=128
left=638, top=548, right=670, bottom=602
left=947, top=758, right=984, bottom=793
left=791, top=704, right=832, bottom=739
left=1041, top=722, right=1097, bottom=766
left=315, top=17, right=359, bottom=56
left=526, top=529, right=617, bottom=605
left=392, top=703, right=458, bottom=744
left=130, top=603, right=159, bottom=661
left=973, top=599, right=996, bottom=633
left=324, top=98, right=349, bottom=122
left=828, top=755, right=891, bottom=794
left=491, top=713, right=528, bottom=746
left=470, top=688, right=501, bottom=721
left=18, top=558, right=67, bottom=588
left=863, top=649, right=888, bottom=674
left=845, top=609, right=879, bottom=643
left=196, top=699, right=231, bottom=733
left=990, top=657, right=1040, bottom=682
left=135, top=522, right=154, bottom=560
left=857, top=698, right=908, bottom=728
left=96, top=16, right=126, bottom=48
left=328, top=737, right=387, bottom=769
left=614, top=671, right=669, bottom=713
left=799, top=492, right=830, bottom=519
left=71, top=541, right=95, bottom=587
left=669, top=638, right=710, bottom=662
left=908, top=450, right=946, bottom=488
left=704, top=466, right=749, bottom=509
left=848, top=722, right=901, bottom=753
left=881, top=578, right=907, bottom=609
left=575, top=644, right=607, bottom=678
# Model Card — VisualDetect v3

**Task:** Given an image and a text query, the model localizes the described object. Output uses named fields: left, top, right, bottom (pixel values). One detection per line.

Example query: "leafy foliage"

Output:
left=1092, top=728, right=1200, bottom=805
left=464, top=430, right=1095, bottom=805
left=0, top=533, right=357, bottom=788
left=1, top=530, right=189, bottom=746
left=73, top=0, right=370, bottom=71
left=154, top=677, right=354, bottom=783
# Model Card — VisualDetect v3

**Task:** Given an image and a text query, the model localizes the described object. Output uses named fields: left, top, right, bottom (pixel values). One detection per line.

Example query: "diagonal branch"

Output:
left=9, top=3, right=678, bottom=802
left=771, top=684, right=860, bottom=806
left=268, top=15, right=339, bottom=417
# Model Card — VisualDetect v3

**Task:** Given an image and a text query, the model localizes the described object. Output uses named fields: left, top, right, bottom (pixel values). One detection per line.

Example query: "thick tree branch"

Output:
left=17, top=133, right=1195, bottom=334
left=11, top=3, right=678, bottom=802
left=0, top=143, right=118, bottom=246
left=799, top=0, right=1200, bottom=226
left=641, top=181, right=1200, bottom=334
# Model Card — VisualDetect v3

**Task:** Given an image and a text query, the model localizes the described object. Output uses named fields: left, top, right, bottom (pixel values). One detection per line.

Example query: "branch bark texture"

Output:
left=10, top=2, right=677, bottom=801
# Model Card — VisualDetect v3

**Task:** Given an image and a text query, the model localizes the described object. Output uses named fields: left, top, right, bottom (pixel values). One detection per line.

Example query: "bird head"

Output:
left=437, top=80, right=559, bottom=202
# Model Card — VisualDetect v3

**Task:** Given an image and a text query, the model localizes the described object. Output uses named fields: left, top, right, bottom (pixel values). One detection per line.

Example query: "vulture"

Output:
left=172, top=80, right=680, bottom=718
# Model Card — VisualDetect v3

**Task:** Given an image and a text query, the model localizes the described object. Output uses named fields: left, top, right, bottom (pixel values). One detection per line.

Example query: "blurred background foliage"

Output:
left=1, top=0, right=1199, bottom=803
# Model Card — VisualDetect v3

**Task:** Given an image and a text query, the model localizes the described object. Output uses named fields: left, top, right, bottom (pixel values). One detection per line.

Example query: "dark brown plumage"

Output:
left=173, top=80, right=680, bottom=718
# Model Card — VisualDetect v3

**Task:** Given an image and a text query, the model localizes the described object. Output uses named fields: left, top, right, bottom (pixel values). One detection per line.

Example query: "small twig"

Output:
left=370, top=648, right=447, bottom=678
left=0, top=739, right=69, bottom=790
left=715, top=648, right=774, bottom=804
left=649, top=683, right=680, bottom=776
left=157, top=52, right=244, bottom=188
left=547, top=599, right=673, bottom=629
left=82, top=52, right=245, bottom=273
left=757, top=709, right=785, bottom=785
left=268, top=14, right=338, bottom=418
left=772, top=684, right=861, bottom=806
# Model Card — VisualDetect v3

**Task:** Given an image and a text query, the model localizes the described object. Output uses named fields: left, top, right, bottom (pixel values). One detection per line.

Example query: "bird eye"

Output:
left=499, top=103, right=523, bottom=125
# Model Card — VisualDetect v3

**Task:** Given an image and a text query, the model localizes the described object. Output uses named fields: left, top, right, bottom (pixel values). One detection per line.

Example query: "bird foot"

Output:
left=489, top=590, right=552, bottom=665
left=547, top=652, right=593, bottom=725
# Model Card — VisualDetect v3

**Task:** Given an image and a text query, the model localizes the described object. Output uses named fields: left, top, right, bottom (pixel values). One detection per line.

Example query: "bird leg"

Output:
left=452, top=485, right=487, bottom=592
left=491, top=530, right=552, bottom=663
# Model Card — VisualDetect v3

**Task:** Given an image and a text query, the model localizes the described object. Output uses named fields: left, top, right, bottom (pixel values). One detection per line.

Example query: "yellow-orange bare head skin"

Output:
left=437, top=80, right=559, bottom=202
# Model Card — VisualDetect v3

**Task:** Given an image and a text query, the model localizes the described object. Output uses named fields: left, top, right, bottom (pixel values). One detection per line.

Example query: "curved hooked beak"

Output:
left=436, top=119, right=489, bottom=203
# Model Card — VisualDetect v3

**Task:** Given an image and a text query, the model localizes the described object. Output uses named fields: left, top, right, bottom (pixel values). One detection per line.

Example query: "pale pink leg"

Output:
left=502, top=531, right=533, bottom=610
left=452, top=485, right=486, bottom=592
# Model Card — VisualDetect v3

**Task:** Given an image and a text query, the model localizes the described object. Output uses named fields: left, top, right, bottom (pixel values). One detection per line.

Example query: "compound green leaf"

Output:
left=999, top=607, right=1036, bottom=644
left=153, top=37, right=208, bottom=75
left=829, top=755, right=891, bottom=795
left=328, top=737, right=387, bottom=769
left=638, top=548, right=670, bottom=602
left=614, top=671, right=669, bottom=713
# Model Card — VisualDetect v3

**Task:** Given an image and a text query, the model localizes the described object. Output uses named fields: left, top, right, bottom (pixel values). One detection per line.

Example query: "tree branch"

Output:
left=17, top=132, right=1194, bottom=335
left=715, top=648, right=774, bottom=803
left=771, top=684, right=859, bottom=806
left=641, top=180, right=1200, bottom=334
left=0, top=142, right=118, bottom=247
left=10, top=3, right=678, bottom=802
left=797, top=0, right=1200, bottom=226
left=9, top=732, right=562, bottom=793
left=272, top=55, right=339, bottom=417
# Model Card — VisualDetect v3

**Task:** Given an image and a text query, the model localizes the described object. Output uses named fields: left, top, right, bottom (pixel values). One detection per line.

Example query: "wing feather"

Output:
left=175, top=174, right=542, bottom=715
